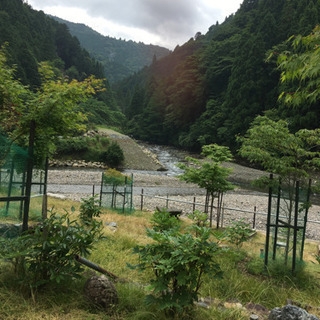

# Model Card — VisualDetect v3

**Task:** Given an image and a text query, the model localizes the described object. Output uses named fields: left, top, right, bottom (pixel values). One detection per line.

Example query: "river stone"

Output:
left=269, top=305, right=319, bottom=320
left=84, top=275, right=118, bottom=310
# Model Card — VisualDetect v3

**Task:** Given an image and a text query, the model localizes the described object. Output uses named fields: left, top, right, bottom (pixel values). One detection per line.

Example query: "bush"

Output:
left=0, top=200, right=104, bottom=289
left=55, top=137, right=88, bottom=155
left=151, top=208, right=181, bottom=233
left=79, top=196, right=102, bottom=225
left=100, top=142, right=124, bottom=167
left=128, top=211, right=222, bottom=315
left=103, top=168, right=131, bottom=185
left=225, top=219, right=253, bottom=248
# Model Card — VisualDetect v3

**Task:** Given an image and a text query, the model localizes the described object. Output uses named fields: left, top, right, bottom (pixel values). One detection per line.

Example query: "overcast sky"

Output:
left=26, top=0, right=243, bottom=49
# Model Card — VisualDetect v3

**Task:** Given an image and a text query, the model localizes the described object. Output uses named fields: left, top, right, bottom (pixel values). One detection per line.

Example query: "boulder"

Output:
left=84, top=275, right=118, bottom=311
left=269, top=305, right=319, bottom=320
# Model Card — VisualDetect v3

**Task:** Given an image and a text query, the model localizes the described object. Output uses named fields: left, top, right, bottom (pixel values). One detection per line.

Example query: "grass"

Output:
left=0, top=192, right=43, bottom=223
left=0, top=196, right=320, bottom=319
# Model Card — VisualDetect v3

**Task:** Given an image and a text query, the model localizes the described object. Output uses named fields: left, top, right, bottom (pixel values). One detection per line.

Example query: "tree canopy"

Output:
left=237, top=116, right=320, bottom=185
left=272, top=25, right=320, bottom=107
left=0, top=0, right=123, bottom=129
left=0, top=46, right=104, bottom=166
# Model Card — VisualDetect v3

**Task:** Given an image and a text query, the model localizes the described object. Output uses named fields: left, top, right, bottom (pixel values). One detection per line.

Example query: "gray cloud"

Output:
left=27, top=0, right=239, bottom=48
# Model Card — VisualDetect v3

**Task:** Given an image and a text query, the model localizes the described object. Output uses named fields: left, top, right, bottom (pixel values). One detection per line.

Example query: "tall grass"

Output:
left=0, top=196, right=320, bottom=319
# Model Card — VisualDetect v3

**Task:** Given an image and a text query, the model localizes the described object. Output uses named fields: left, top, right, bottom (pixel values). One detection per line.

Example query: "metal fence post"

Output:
left=140, top=188, right=144, bottom=211
left=253, top=206, right=256, bottom=229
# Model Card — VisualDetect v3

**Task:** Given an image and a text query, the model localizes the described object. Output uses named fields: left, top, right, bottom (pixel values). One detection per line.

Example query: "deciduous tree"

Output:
left=271, top=25, right=320, bottom=107
left=178, top=144, right=234, bottom=228
left=0, top=46, right=105, bottom=166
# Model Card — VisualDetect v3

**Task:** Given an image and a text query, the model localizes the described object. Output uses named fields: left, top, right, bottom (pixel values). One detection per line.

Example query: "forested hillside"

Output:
left=53, top=17, right=171, bottom=84
left=0, top=0, right=123, bottom=127
left=115, top=0, right=320, bottom=151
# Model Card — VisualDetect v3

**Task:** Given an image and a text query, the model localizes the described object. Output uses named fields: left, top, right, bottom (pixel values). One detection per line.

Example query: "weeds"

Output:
left=0, top=199, right=320, bottom=319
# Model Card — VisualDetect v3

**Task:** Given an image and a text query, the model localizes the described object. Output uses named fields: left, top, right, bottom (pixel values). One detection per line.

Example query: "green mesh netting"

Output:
left=266, top=180, right=310, bottom=269
left=0, top=134, right=44, bottom=225
left=100, top=172, right=134, bottom=213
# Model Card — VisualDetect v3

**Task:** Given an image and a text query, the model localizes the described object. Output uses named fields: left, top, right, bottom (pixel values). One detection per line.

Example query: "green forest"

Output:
left=53, top=17, right=171, bottom=84
left=0, top=0, right=124, bottom=131
left=115, top=0, right=320, bottom=152
left=1, top=0, right=320, bottom=155
left=2, top=1, right=320, bottom=319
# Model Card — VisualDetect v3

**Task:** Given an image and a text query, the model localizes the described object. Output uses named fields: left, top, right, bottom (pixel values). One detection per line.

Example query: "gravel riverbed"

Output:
left=47, top=168, right=320, bottom=241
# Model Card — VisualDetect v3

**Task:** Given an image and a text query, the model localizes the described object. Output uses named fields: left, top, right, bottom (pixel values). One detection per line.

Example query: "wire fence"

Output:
left=137, top=189, right=320, bottom=234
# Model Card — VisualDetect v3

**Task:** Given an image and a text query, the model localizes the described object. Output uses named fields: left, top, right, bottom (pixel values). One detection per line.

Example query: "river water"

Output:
left=124, top=143, right=194, bottom=177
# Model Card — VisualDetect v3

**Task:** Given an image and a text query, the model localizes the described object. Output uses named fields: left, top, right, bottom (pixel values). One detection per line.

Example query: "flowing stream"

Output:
left=124, top=143, right=192, bottom=177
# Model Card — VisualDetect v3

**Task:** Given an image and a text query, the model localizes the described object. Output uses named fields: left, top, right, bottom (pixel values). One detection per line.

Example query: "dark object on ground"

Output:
left=156, top=206, right=182, bottom=218
left=84, top=275, right=118, bottom=310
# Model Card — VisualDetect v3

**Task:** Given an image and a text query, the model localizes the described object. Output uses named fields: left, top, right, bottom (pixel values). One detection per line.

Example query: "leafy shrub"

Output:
left=103, top=168, right=131, bottom=185
left=225, top=219, right=253, bottom=248
left=129, top=211, right=222, bottom=315
left=187, top=210, right=209, bottom=227
left=151, top=208, right=181, bottom=233
left=100, top=142, right=124, bottom=167
left=79, top=196, right=102, bottom=225
left=0, top=201, right=104, bottom=289
left=55, top=137, right=88, bottom=155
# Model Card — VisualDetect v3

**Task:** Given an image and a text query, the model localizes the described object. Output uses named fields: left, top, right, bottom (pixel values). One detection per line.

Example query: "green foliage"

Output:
left=81, top=97, right=125, bottom=128
left=0, top=204, right=104, bottom=289
left=225, top=219, right=253, bottom=248
left=187, top=210, right=209, bottom=228
left=115, top=0, right=320, bottom=150
left=103, top=168, right=132, bottom=186
left=53, top=16, right=170, bottom=84
left=79, top=196, right=102, bottom=225
left=0, top=46, right=105, bottom=166
left=246, top=255, right=309, bottom=285
left=178, top=144, right=234, bottom=194
left=128, top=211, right=222, bottom=315
left=0, top=0, right=106, bottom=87
left=178, top=144, right=234, bottom=227
left=237, top=115, right=320, bottom=184
left=55, top=136, right=89, bottom=155
left=270, top=25, right=320, bottom=107
left=150, top=208, right=181, bottom=233
left=0, top=43, right=29, bottom=134
left=99, top=141, right=124, bottom=168
left=55, top=135, right=123, bottom=166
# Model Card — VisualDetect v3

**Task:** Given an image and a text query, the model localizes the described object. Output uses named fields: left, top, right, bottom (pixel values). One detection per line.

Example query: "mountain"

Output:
left=0, top=0, right=123, bottom=127
left=0, top=0, right=106, bottom=88
left=114, top=0, right=320, bottom=151
left=52, top=17, right=171, bottom=84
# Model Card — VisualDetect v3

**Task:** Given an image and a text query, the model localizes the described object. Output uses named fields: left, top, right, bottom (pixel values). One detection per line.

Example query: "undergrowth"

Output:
left=0, top=197, right=319, bottom=319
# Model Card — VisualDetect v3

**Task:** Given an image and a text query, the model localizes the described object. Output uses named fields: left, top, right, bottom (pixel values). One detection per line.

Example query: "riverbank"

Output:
left=47, top=167, right=320, bottom=241
left=47, top=129, right=320, bottom=241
